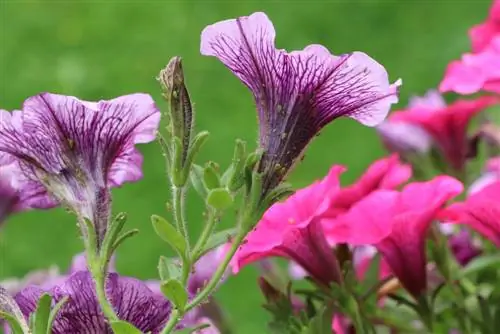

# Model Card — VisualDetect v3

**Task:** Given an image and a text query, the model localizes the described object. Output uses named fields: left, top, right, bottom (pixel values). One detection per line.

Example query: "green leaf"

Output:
left=206, top=188, right=233, bottom=210
left=110, top=320, right=143, bottom=334
left=203, top=162, right=221, bottom=190
left=460, top=253, right=500, bottom=278
left=0, top=311, right=25, bottom=334
left=182, top=131, right=210, bottom=184
left=195, top=228, right=237, bottom=260
left=304, top=305, right=334, bottom=334
left=160, top=279, right=188, bottom=312
left=151, top=215, right=187, bottom=259
left=33, top=293, right=51, bottom=334
left=190, top=164, right=208, bottom=199
left=158, top=256, right=182, bottom=281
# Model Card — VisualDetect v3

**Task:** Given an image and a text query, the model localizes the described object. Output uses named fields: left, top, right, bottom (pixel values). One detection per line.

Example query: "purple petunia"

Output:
left=201, top=12, right=401, bottom=193
left=14, top=271, right=171, bottom=334
left=0, top=93, right=160, bottom=243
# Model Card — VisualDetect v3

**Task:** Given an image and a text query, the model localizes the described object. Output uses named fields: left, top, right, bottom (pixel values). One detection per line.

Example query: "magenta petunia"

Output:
left=440, top=37, right=500, bottom=95
left=201, top=12, right=401, bottom=193
left=231, top=166, right=346, bottom=287
left=389, top=95, right=498, bottom=173
left=325, top=154, right=411, bottom=217
left=338, top=176, right=463, bottom=298
left=448, top=229, right=482, bottom=266
left=441, top=181, right=500, bottom=247
left=0, top=93, right=160, bottom=243
left=469, top=0, right=500, bottom=53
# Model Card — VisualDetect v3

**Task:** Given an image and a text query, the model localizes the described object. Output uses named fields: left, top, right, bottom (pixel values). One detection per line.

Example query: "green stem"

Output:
left=92, top=269, right=119, bottom=323
left=186, top=231, right=244, bottom=311
left=191, top=209, right=218, bottom=260
left=172, top=186, right=190, bottom=252
left=160, top=230, right=246, bottom=334
left=161, top=309, right=180, bottom=334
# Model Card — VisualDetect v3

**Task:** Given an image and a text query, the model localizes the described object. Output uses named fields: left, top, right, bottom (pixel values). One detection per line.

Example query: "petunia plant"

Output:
left=2, top=2, right=500, bottom=333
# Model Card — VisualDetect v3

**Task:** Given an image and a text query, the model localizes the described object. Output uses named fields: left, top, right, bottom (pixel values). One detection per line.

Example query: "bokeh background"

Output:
left=0, top=0, right=492, bottom=332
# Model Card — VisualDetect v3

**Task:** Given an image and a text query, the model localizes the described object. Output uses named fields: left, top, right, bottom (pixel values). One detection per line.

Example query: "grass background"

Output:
left=0, top=0, right=491, bottom=332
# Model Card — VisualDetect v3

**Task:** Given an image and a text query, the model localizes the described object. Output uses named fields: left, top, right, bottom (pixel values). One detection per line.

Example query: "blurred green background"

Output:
left=0, top=0, right=491, bottom=332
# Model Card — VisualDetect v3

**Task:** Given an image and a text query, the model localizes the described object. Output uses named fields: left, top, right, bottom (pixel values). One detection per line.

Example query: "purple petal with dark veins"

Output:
left=201, top=12, right=400, bottom=192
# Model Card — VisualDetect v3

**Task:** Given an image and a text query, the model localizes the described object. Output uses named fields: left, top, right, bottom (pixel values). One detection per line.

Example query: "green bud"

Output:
left=206, top=188, right=233, bottom=210
left=158, top=56, right=193, bottom=165
left=203, top=161, right=221, bottom=190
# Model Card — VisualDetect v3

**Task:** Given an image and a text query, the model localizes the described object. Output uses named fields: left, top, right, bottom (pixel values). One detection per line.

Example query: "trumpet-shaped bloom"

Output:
left=441, top=181, right=500, bottom=247
left=469, top=0, right=500, bottom=52
left=0, top=93, right=160, bottom=243
left=232, top=166, right=346, bottom=286
left=338, top=176, right=463, bottom=298
left=389, top=94, right=498, bottom=172
left=440, top=37, right=500, bottom=94
left=13, top=271, right=171, bottom=334
left=201, top=12, right=401, bottom=193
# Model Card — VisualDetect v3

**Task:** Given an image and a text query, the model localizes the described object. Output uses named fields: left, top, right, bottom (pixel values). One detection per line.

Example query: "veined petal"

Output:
left=201, top=12, right=400, bottom=193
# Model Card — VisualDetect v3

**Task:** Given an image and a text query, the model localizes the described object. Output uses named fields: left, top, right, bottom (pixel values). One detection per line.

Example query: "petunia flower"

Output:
left=337, top=176, right=463, bottom=298
left=441, top=181, right=500, bottom=247
left=231, top=166, right=347, bottom=287
left=388, top=93, right=498, bottom=173
left=12, top=271, right=171, bottom=334
left=469, top=0, right=500, bottom=53
left=0, top=93, right=160, bottom=245
left=440, top=36, right=500, bottom=95
left=201, top=12, right=401, bottom=194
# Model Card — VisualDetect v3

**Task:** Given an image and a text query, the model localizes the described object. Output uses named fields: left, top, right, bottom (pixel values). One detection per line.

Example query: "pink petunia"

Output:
left=469, top=0, right=500, bottom=53
left=440, top=37, right=500, bottom=95
left=389, top=94, right=498, bottom=172
left=441, top=181, right=500, bottom=247
left=231, top=166, right=347, bottom=287
left=337, top=176, right=463, bottom=298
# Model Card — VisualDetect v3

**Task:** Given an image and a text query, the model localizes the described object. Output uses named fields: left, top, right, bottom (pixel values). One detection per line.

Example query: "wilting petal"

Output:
left=469, top=0, right=500, bottom=52
left=440, top=37, right=500, bottom=94
left=201, top=12, right=400, bottom=193
left=0, top=93, right=160, bottom=244
left=441, top=181, right=500, bottom=247
left=14, top=271, right=170, bottom=334
left=232, top=166, right=346, bottom=286
left=390, top=96, right=498, bottom=172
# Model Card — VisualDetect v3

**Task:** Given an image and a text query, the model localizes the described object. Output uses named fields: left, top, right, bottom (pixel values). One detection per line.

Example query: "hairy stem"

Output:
left=191, top=208, right=218, bottom=260
left=172, top=186, right=190, bottom=252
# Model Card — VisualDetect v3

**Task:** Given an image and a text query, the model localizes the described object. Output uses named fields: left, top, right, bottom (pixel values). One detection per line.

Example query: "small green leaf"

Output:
left=206, top=188, right=233, bottom=210
left=460, top=253, right=500, bottom=278
left=151, top=215, right=187, bottom=259
left=160, top=279, right=188, bottom=312
left=33, top=293, right=51, bottom=334
left=190, top=164, right=208, bottom=198
left=304, top=305, right=334, bottom=334
left=110, top=320, right=143, bottom=334
left=182, top=131, right=210, bottom=184
left=158, top=256, right=182, bottom=281
left=203, top=162, right=221, bottom=190
left=195, top=228, right=237, bottom=260
left=0, top=311, right=25, bottom=334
